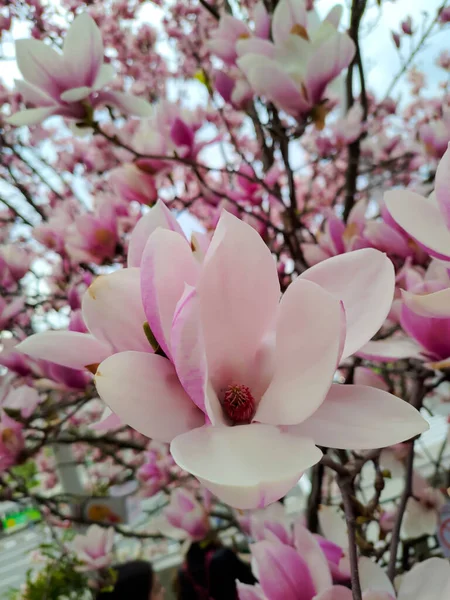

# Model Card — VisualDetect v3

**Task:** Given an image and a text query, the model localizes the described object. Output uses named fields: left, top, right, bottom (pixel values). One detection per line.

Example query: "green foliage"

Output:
left=10, top=462, right=38, bottom=488
left=8, top=540, right=91, bottom=600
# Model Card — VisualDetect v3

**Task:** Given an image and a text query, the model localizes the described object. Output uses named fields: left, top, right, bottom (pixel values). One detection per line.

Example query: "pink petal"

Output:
left=171, top=286, right=207, bottom=413
left=253, top=1, right=271, bottom=38
left=357, top=338, right=423, bottom=362
left=93, top=64, right=115, bottom=90
left=127, top=200, right=185, bottom=268
left=402, top=287, right=450, bottom=318
left=90, top=409, right=122, bottom=431
left=318, top=506, right=348, bottom=549
left=237, top=583, right=267, bottom=600
left=82, top=268, right=150, bottom=353
left=63, top=13, right=103, bottom=88
left=236, top=38, right=275, bottom=58
left=384, top=190, right=450, bottom=260
left=293, top=522, right=332, bottom=592
left=326, top=216, right=346, bottom=254
left=237, top=55, right=310, bottom=117
left=359, top=557, right=395, bottom=597
left=400, top=303, right=450, bottom=359
left=397, top=557, right=450, bottom=600
left=16, top=331, right=111, bottom=370
left=95, top=90, right=152, bottom=117
left=251, top=540, right=316, bottom=600
left=306, top=33, right=355, bottom=105
left=300, top=249, right=395, bottom=359
left=141, top=228, right=199, bottom=358
left=272, top=0, right=307, bottom=47
left=95, top=351, right=204, bottom=443
left=289, top=384, right=428, bottom=449
left=364, top=222, right=411, bottom=258
left=314, top=588, right=352, bottom=600
left=170, top=424, right=322, bottom=509
left=15, top=39, right=66, bottom=100
left=7, top=107, right=57, bottom=126
left=435, top=145, right=450, bottom=229
left=60, top=86, right=92, bottom=102
left=198, top=211, right=280, bottom=393
left=325, top=5, right=343, bottom=27
left=256, top=279, right=341, bottom=426
left=15, top=79, right=54, bottom=105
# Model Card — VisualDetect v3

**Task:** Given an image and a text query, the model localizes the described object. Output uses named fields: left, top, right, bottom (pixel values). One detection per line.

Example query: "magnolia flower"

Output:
left=164, top=488, right=210, bottom=540
left=236, top=0, right=355, bottom=125
left=359, top=259, right=450, bottom=366
left=419, top=106, right=450, bottom=158
left=18, top=207, right=427, bottom=509
left=65, top=199, right=119, bottom=265
left=8, top=13, right=151, bottom=127
left=1, top=384, right=42, bottom=419
left=0, top=413, right=24, bottom=471
left=109, top=163, right=158, bottom=206
left=0, top=296, right=25, bottom=330
left=71, top=525, right=114, bottom=572
left=238, top=522, right=335, bottom=600
left=207, top=1, right=270, bottom=65
left=402, top=474, right=446, bottom=540
left=385, top=144, right=450, bottom=263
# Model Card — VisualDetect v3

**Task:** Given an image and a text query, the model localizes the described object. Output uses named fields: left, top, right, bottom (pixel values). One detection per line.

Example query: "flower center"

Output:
left=222, top=384, right=255, bottom=424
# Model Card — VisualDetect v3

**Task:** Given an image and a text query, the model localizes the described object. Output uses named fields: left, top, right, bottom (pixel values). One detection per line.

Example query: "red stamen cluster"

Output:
left=222, top=384, right=255, bottom=424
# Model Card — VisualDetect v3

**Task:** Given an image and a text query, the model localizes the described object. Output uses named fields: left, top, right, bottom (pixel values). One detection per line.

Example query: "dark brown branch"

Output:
left=338, top=474, right=363, bottom=600
left=198, top=0, right=220, bottom=20
left=343, top=0, right=368, bottom=222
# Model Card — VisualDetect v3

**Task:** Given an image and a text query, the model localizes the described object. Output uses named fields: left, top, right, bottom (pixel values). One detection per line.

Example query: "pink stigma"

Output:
left=222, top=384, right=255, bottom=424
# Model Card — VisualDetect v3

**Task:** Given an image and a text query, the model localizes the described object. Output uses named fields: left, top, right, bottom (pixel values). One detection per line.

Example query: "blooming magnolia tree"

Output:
left=1, top=0, right=450, bottom=597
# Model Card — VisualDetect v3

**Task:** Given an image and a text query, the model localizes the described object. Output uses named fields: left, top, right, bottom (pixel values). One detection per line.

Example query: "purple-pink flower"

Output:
left=71, top=524, right=115, bottom=572
left=8, top=13, right=152, bottom=127
left=235, top=1, right=355, bottom=124
left=18, top=205, right=427, bottom=509
left=164, top=488, right=210, bottom=540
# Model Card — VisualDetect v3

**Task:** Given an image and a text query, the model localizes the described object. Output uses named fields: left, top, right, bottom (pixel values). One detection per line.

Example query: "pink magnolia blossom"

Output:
left=236, top=1, right=355, bottom=124
left=65, top=198, right=119, bottom=265
left=17, top=205, right=426, bottom=508
left=8, top=13, right=151, bottom=127
left=109, top=163, right=158, bottom=206
left=207, top=1, right=270, bottom=65
left=71, top=524, right=115, bottom=572
left=361, top=258, right=450, bottom=366
left=419, top=106, right=450, bottom=158
left=1, top=384, right=42, bottom=418
left=88, top=211, right=425, bottom=509
left=385, top=145, right=450, bottom=262
left=0, top=413, right=24, bottom=471
left=0, top=244, right=31, bottom=288
left=0, top=296, right=25, bottom=330
left=402, top=474, right=446, bottom=539
left=238, top=522, right=334, bottom=600
left=137, top=445, right=172, bottom=498
left=132, top=101, right=214, bottom=172
left=164, top=488, right=210, bottom=539
left=401, top=16, right=413, bottom=35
